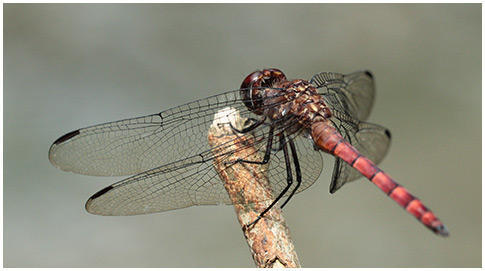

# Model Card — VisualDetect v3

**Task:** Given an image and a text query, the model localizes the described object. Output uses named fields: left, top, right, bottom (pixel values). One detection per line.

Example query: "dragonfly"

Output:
left=49, top=68, right=448, bottom=236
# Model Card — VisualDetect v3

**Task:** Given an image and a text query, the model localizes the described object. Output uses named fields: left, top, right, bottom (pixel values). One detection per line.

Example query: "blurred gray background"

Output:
left=4, top=4, right=481, bottom=268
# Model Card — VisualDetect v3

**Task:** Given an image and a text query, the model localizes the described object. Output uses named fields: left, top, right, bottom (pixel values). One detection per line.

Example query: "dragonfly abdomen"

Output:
left=311, top=120, right=449, bottom=237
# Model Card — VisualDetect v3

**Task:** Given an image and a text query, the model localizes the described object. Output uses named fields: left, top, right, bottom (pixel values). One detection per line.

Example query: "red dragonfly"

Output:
left=49, top=68, right=448, bottom=236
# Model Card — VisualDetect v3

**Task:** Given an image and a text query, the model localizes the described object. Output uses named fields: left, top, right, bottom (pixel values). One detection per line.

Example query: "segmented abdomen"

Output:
left=311, top=121, right=449, bottom=236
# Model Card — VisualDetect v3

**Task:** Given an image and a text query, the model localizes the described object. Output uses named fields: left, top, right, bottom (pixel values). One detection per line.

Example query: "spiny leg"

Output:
left=229, top=116, right=266, bottom=133
left=224, top=125, right=274, bottom=166
left=280, top=138, right=301, bottom=209
left=248, top=133, right=294, bottom=227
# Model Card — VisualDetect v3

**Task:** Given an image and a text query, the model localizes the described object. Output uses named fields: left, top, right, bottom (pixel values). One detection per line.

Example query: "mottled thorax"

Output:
left=276, top=79, right=332, bottom=127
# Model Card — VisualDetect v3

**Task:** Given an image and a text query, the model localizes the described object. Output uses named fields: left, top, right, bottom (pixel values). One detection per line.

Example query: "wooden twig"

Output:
left=208, top=107, right=300, bottom=268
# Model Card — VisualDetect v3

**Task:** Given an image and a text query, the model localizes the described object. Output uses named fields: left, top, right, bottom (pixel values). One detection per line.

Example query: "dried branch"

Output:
left=208, top=107, right=300, bottom=268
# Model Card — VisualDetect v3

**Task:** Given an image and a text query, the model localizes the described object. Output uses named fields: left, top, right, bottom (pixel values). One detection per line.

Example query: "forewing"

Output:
left=49, top=90, right=251, bottom=176
left=328, top=111, right=391, bottom=193
left=310, top=71, right=375, bottom=121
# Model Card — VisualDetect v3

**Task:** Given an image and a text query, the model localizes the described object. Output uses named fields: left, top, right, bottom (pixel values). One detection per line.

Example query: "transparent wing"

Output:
left=84, top=134, right=323, bottom=215
left=328, top=111, right=391, bottom=193
left=49, top=90, right=247, bottom=176
left=49, top=89, right=323, bottom=215
left=310, top=71, right=375, bottom=121
left=310, top=70, right=387, bottom=192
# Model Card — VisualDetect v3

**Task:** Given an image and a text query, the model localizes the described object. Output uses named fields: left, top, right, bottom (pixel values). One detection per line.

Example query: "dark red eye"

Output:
left=240, top=69, right=286, bottom=115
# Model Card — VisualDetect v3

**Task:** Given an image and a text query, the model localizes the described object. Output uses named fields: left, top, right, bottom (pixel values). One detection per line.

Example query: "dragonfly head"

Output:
left=240, top=68, right=287, bottom=115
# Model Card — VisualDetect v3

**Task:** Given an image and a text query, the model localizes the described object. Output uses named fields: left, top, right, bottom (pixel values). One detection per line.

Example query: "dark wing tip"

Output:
left=364, top=70, right=373, bottom=79
left=385, top=129, right=391, bottom=140
left=53, top=130, right=80, bottom=145
left=88, top=185, right=113, bottom=201
left=329, top=158, right=345, bottom=194
left=329, top=174, right=337, bottom=194
left=85, top=185, right=114, bottom=213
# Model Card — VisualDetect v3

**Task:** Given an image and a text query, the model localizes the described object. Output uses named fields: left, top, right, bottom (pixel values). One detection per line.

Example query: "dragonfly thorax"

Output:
left=240, top=69, right=333, bottom=127
left=274, top=79, right=333, bottom=127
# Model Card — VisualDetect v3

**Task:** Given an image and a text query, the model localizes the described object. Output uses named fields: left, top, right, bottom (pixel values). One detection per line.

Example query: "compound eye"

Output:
left=240, top=70, right=263, bottom=90
left=240, top=69, right=286, bottom=115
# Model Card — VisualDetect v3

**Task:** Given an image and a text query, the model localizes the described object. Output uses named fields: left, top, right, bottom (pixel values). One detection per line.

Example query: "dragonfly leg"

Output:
left=248, top=134, right=294, bottom=227
left=229, top=116, right=266, bottom=133
left=224, top=125, right=274, bottom=166
left=279, top=138, right=301, bottom=209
